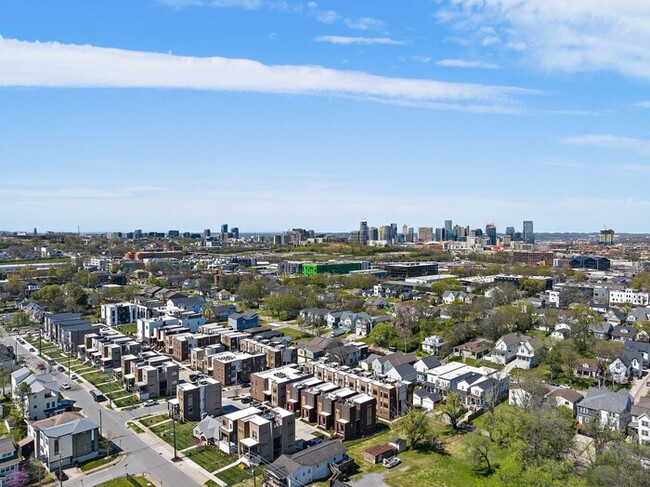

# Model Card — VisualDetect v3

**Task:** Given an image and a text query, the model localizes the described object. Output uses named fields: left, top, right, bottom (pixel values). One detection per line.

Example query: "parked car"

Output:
left=294, top=439, right=306, bottom=451
left=383, top=456, right=401, bottom=469
left=70, top=373, right=78, bottom=379
left=189, top=374, right=199, bottom=383
left=61, top=383, right=71, bottom=390
left=57, top=365, right=66, bottom=372
left=144, top=400, right=158, bottom=407
left=29, top=348, right=36, bottom=353
left=240, top=397, right=252, bottom=404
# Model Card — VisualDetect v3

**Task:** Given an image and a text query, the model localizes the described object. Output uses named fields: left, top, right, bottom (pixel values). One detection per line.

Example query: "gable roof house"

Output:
left=442, top=291, right=466, bottom=305
left=576, top=387, right=633, bottom=431
left=413, top=356, right=441, bottom=383
left=589, top=322, right=613, bottom=340
left=0, top=436, right=19, bottom=483
left=412, top=389, right=442, bottom=410
left=28, top=412, right=100, bottom=472
left=515, top=337, right=544, bottom=369
left=385, top=363, right=417, bottom=383
left=265, top=440, right=349, bottom=487
left=573, top=359, right=603, bottom=381
left=453, top=339, right=491, bottom=361
left=371, top=352, right=418, bottom=375
left=422, top=335, right=445, bottom=355
left=488, top=333, right=530, bottom=365
left=11, top=368, right=68, bottom=421
left=611, top=325, right=638, bottom=343
left=627, top=307, right=650, bottom=323
left=608, top=350, right=643, bottom=384
left=548, top=388, right=584, bottom=413
left=624, top=340, right=650, bottom=367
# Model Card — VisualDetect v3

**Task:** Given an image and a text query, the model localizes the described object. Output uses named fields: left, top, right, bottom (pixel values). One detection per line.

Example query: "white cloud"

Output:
left=159, top=0, right=264, bottom=9
left=437, top=59, right=499, bottom=69
left=0, top=36, right=534, bottom=111
left=344, top=16, right=385, bottom=31
left=412, top=55, right=432, bottom=64
left=562, top=134, right=650, bottom=154
left=438, top=1, right=650, bottom=79
left=634, top=101, right=650, bottom=109
left=315, top=36, right=404, bottom=46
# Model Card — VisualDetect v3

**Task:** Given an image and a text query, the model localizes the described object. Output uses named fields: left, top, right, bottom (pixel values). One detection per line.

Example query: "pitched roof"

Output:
left=377, top=352, right=417, bottom=367
left=549, top=388, right=584, bottom=404
left=269, top=440, right=347, bottom=477
left=31, top=412, right=99, bottom=437
left=579, top=387, right=632, bottom=414
left=415, top=356, right=441, bottom=370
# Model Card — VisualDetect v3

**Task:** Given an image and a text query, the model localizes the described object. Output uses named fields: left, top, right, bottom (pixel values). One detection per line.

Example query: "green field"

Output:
left=95, top=475, right=154, bottom=487
left=140, top=414, right=170, bottom=428
left=184, top=446, right=235, bottom=472
left=344, top=420, right=514, bottom=487
left=79, top=454, right=117, bottom=472
left=216, top=465, right=263, bottom=486
left=151, top=421, right=197, bottom=451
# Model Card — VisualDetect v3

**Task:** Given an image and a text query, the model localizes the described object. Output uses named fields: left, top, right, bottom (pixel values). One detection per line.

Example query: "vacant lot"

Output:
left=151, top=421, right=197, bottom=451
left=185, top=446, right=235, bottom=472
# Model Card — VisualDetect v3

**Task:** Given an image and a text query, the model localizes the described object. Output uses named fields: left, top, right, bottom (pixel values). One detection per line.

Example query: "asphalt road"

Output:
left=1, top=328, right=205, bottom=487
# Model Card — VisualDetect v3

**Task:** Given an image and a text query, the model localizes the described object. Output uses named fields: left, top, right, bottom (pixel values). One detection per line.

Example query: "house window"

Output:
left=54, top=439, right=59, bottom=455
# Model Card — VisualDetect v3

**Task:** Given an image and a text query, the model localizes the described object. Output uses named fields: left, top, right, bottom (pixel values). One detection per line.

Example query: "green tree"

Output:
left=439, top=392, right=466, bottom=430
left=15, top=382, right=32, bottom=419
left=0, top=366, right=10, bottom=396
left=31, top=285, right=65, bottom=312
left=391, top=408, right=438, bottom=450
left=368, top=322, right=397, bottom=348
left=430, top=278, right=462, bottom=299
left=466, top=433, right=494, bottom=474
left=520, top=278, right=547, bottom=297
left=631, top=271, right=650, bottom=292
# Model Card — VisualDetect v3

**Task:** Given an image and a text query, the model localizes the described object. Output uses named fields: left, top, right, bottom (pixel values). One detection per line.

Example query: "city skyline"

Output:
left=2, top=1, right=650, bottom=231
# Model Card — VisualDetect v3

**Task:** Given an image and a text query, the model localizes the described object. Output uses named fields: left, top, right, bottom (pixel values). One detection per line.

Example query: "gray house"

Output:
left=576, top=387, right=633, bottom=431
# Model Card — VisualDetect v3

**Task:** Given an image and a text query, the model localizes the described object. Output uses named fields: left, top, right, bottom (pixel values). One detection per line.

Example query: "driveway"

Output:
left=349, top=473, right=388, bottom=487
left=631, top=371, right=650, bottom=404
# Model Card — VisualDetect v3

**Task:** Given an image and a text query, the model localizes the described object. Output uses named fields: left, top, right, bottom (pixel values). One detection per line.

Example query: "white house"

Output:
left=28, top=412, right=100, bottom=471
left=608, top=350, right=643, bottom=384
left=413, top=356, right=441, bottom=382
left=442, top=291, right=466, bottom=305
left=422, top=335, right=445, bottom=355
left=0, top=437, right=19, bottom=485
left=488, top=333, right=530, bottom=365
left=609, top=289, right=650, bottom=306
left=11, top=368, right=65, bottom=421
left=266, top=440, right=348, bottom=487
left=413, top=389, right=442, bottom=410
left=515, top=337, right=543, bottom=369
left=637, top=412, right=650, bottom=445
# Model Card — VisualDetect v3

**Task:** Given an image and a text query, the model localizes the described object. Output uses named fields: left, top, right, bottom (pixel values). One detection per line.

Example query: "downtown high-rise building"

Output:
left=418, top=227, right=434, bottom=242
left=523, top=220, right=534, bottom=245
left=348, top=221, right=369, bottom=245
left=444, top=220, right=455, bottom=241
left=485, top=224, right=497, bottom=245
left=505, top=226, right=515, bottom=237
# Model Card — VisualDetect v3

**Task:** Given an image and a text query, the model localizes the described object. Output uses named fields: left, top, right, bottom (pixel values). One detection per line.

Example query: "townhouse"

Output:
left=122, top=352, right=180, bottom=400
left=78, top=331, right=141, bottom=371
left=239, top=337, right=297, bottom=369
left=210, top=351, right=266, bottom=386
left=251, top=365, right=313, bottom=407
left=170, top=377, right=222, bottom=422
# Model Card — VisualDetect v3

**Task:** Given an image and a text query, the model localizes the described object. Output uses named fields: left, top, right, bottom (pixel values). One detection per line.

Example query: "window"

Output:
left=54, top=439, right=59, bottom=456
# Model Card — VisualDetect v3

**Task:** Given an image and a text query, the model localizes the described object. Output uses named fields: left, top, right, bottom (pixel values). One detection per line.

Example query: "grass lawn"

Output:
left=82, top=371, right=113, bottom=386
left=276, top=327, right=311, bottom=340
left=113, top=395, right=141, bottom=408
left=205, top=481, right=220, bottom=487
left=185, top=446, right=235, bottom=472
left=95, top=476, right=154, bottom=487
left=215, top=464, right=264, bottom=486
left=140, top=414, right=170, bottom=428
left=127, top=422, right=144, bottom=434
left=151, top=421, right=197, bottom=451
left=116, top=323, right=137, bottom=336
left=79, top=454, right=117, bottom=472
left=345, top=420, right=515, bottom=487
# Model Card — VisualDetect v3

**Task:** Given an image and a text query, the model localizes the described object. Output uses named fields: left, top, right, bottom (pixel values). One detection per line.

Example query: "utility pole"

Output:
left=38, top=328, right=42, bottom=355
left=172, top=410, right=178, bottom=460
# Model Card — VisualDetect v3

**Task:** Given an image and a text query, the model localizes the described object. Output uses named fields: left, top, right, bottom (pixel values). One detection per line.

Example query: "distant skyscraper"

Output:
left=523, top=220, right=535, bottom=245
left=485, top=224, right=497, bottom=245
left=134, top=229, right=143, bottom=239
left=599, top=229, right=615, bottom=246
left=402, top=224, right=408, bottom=237
left=418, top=227, right=434, bottom=242
left=221, top=224, right=229, bottom=234
left=407, top=227, right=415, bottom=243
left=168, top=230, right=180, bottom=237
left=349, top=221, right=369, bottom=245
left=505, top=226, right=515, bottom=237
left=231, top=227, right=240, bottom=239
left=369, top=226, right=378, bottom=241
left=204, top=228, right=211, bottom=237
left=444, top=220, right=455, bottom=241
left=435, top=228, right=444, bottom=242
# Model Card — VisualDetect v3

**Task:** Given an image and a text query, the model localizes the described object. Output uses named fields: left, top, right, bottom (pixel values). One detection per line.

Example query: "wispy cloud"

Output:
left=412, top=55, right=432, bottom=64
left=159, top=0, right=264, bottom=10
left=0, top=36, right=535, bottom=112
left=437, top=59, right=499, bottom=69
left=562, top=134, right=650, bottom=154
left=344, top=16, right=385, bottom=31
left=634, top=101, right=650, bottom=109
left=438, top=1, right=650, bottom=79
left=315, top=36, right=403, bottom=46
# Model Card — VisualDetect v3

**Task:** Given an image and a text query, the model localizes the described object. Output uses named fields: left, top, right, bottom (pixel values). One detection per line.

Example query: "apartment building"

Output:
left=239, top=338, right=297, bottom=369
left=236, top=407, right=295, bottom=462
left=301, top=383, right=340, bottom=423
left=79, top=331, right=141, bottom=371
left=171, top=377, right=222, bottom=421
left=285, top=377, right=323, bottom=414
left=303, top=361, right=413, bottom=421
left=171, top=333, right=221, bottom=362
left=122, top=353, right=180, bottom=400
left=43, top=312, right=99, bottom=350
left=101, top=302, right=137, bottom=326
left=210, top=351, right=266, bottom=386
left=334, top=393, right=376, bottom=440
left=609, top=289, right=650, bottom=306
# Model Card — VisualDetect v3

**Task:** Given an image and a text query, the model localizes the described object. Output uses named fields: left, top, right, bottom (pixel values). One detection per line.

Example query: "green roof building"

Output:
left=302, top=262, right=363, bottom=276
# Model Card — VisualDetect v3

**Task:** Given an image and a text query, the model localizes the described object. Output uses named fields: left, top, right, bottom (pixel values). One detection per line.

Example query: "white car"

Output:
left=70, top=373, right=78, bottom=379
left=61, top=383, right=71, bottom=390
left=144, top=400, right=157, bottom=407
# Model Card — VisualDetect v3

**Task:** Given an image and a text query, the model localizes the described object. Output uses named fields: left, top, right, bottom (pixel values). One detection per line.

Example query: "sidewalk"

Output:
left=131, top=417, right=228, bottom=487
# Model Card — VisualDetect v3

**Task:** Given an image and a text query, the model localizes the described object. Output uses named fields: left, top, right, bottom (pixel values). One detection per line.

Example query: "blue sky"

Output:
left=1, top=1, right=650, bottom=233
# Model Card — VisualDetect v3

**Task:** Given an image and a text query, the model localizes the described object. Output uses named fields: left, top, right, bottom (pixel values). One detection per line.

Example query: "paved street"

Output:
left=1, top=328, right=209, bottom=487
